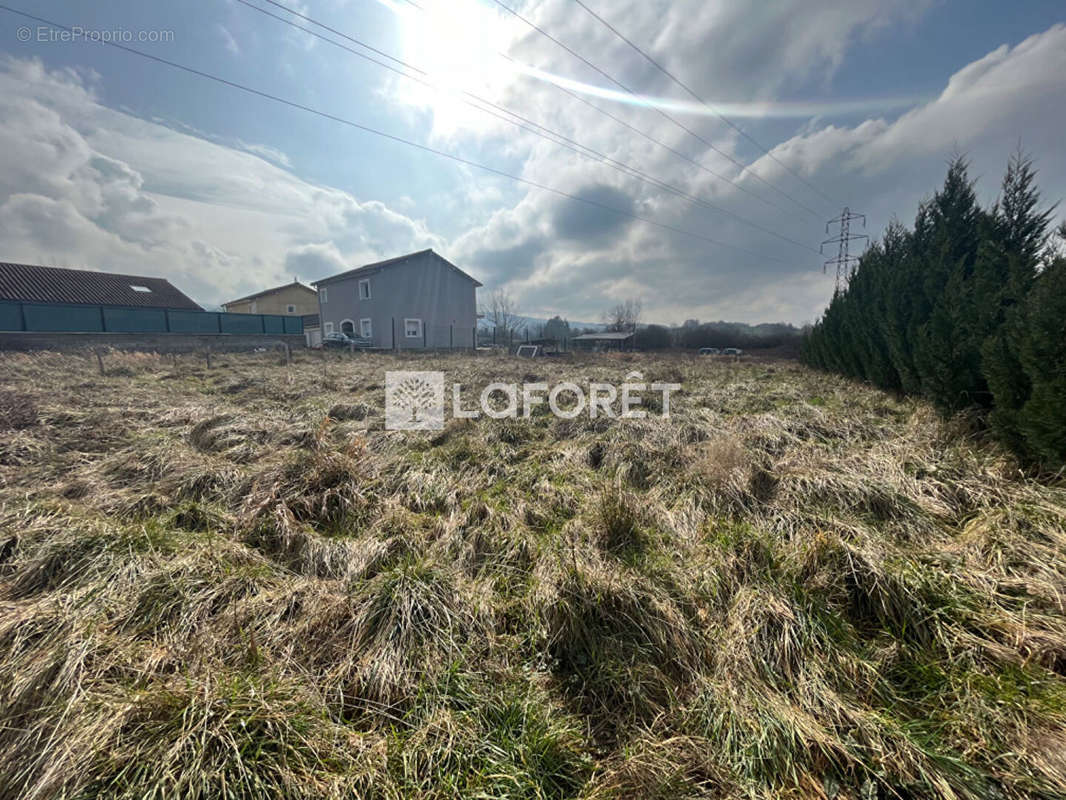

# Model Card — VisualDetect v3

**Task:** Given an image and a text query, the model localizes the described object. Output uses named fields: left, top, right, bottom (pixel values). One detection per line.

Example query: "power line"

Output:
left=0, top=3, right=797, bottom=267
left=274, top=0, right=793, bottom=219
left=497, top=50, right=793, bottom=217
left=237, top=0, right=819, bottom=254
left=821, top=207, right=868, bottom=290
left=571, top=0, right=842, bottom=211
left=489, top=0, right=825, bottom=219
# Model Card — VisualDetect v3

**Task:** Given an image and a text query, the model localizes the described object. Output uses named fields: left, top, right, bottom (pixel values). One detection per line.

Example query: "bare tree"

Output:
left=602, top=298, right=643, bottom=332
left=482, top=288, right=524, bottom=343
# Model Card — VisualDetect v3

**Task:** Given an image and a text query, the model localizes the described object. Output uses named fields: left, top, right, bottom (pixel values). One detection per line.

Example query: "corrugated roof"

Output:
left=0, top=262, right=202, bottom=310
left=573, top=331, right=635, bottom=340
left=223, top=280, right=317, bottom=307
left=312, top=249, right=483, bottom=288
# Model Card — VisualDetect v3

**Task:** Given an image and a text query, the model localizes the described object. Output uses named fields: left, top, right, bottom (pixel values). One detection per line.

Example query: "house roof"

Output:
left=0, top=262, right=202, bottom=310
left=573, top=331, right=635, bottom=341
left=312, top=249, right=483, bottom=288
left=223, top=280, right=318, bottom=307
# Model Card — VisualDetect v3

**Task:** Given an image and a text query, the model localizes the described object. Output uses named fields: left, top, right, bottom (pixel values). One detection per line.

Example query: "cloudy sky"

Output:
left=1, top=0, right=1063, bottom=323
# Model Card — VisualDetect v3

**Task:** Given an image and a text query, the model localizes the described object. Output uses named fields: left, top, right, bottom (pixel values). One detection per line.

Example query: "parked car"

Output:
left=698, top=347, right=721, bottom=355
left=722, top=347, right=743, bottom=356
left=321, top=332, right=372, bottom=349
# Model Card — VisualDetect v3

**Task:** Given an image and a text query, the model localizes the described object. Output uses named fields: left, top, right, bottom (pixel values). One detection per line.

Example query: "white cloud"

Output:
left=0, top=56, right=442, bottom=306
left=1, top=11, right=1063, bottom=325
left=452, top=19, right=1066, bottom=323
left=238, top=141, right=292, bottom=169
left=216, top=24, right=241, bottom=57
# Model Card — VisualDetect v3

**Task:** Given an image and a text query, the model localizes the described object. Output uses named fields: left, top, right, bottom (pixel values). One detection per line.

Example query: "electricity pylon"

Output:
left=821, top=208, right=868, bottom=291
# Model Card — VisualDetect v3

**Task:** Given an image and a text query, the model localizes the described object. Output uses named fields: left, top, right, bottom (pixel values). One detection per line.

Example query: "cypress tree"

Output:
left=1017, top=246, right=1066, bottom=469
left=911, top=157, right=985, bottom=410
left=869, top=221, right=909, bottom=392
left=843, top=242, right=899, bottom=390
left=879, top=215, right=926, bottom=395
left=979, top=152, right=1056, bottom=442
left=801, top=147, right=1064, bottom=470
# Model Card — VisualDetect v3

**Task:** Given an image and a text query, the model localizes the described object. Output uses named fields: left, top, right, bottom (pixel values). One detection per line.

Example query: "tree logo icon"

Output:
left=385, top=371, right=445, bottom=430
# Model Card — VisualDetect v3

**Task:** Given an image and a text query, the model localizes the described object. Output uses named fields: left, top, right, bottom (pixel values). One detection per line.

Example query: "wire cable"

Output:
left=268, top=0, right=793, bottom=218
left=571, top=0, right=841, bottom=209
left=489, top=0, right=826, bottom=219
left=237, top=0, right=819, bottom=253
left=0, top=3, right=800, bottom=267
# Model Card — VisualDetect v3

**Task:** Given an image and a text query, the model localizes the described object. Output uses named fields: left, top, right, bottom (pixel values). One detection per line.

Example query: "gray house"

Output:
left=313, top=250, right=481, bottom=349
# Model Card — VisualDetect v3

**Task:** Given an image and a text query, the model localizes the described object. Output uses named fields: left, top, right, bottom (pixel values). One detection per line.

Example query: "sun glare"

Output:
left=392, top=0, right=518, bottom=133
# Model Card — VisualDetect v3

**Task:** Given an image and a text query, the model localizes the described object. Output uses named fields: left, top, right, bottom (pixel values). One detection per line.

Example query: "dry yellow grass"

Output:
left=0, top=348, right=1065, bottom=798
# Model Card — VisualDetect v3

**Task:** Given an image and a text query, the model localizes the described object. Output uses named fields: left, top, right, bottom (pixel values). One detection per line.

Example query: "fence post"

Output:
left=205, top=345, right=212, bottom=369
left=18, top=302, right=26, bottom=332
left=216, top=313, right=222, bottom=333
left=164, top=309, right=171, bottom=333
left=99, top=305, right=107, bottom=332
left=285, top=342, right=292, bottom=366
left=95, top=348, right=105, bottom=376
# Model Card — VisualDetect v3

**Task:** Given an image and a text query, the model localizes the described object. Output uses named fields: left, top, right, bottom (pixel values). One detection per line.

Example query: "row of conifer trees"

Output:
left=802, top=153, right=1066, bottom=470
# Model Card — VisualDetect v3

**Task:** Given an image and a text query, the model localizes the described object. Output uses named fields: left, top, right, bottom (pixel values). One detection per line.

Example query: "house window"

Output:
left=286, top=304, right=296, bottom=314
left=404, top=318, right=423, bottom=339
left=320, top=287, right=328, bottom=304
left=129, top=284, right=152, bottom=293
left=360, top=318, right=372, bottom=338
left=250, top=301, right=258, bottom=313
left=341, top=319, right=355, bottom=335
left=358, top=279, right=371, bottom=300
left=324, top=321, right=334, bottom=334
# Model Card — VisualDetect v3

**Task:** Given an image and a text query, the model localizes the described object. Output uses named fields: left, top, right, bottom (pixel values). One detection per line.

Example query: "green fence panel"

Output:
left=103, top=307, right=168, bottom=333
left=168, top=310, right=220, bottom=333
left=220, top=313, right=263, bottom=334
left=0, top=302, right=22, bottom=331
left=23, top=303, right=104, bottom=332
left=5, top=302, right=300, bottom=336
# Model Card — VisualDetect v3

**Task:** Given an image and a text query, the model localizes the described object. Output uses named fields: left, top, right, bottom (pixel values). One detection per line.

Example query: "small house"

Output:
left=222, top=280, right=318, bottom=316
left=313, top=250, right=481, bottom=349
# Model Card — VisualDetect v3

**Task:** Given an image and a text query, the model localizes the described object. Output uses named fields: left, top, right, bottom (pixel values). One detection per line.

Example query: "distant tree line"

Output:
left=802, top=152, right=1066, bottom=470
left=478, top=291, right=803, bottom=352
left=674, top=321, right=801, bottom=351
left=631, top=321, right=801, bottom=351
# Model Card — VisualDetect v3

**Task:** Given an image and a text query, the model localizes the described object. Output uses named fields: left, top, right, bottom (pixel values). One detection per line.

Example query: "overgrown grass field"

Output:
left=1, top=349, right=1065, bottom=799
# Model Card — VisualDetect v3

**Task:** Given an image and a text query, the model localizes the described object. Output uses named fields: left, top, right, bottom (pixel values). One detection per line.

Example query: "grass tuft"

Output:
left=1, top=351, right=1065, bottom=798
